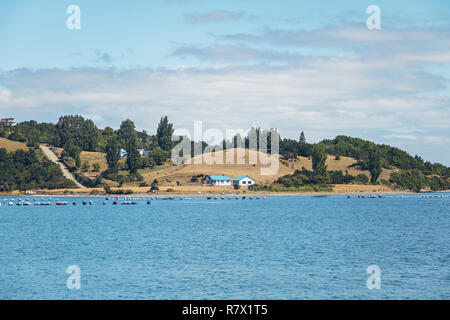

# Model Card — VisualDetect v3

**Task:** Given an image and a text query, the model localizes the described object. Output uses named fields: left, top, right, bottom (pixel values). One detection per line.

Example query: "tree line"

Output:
left=0, top=115, right=175, bottom=187
left=1, top=116, right=448, bottom=192
left=255, top=142, right=449, bottom=192
left=0, top=148, right=78, bottom=192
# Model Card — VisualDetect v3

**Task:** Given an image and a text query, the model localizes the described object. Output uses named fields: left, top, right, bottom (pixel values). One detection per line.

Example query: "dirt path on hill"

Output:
left=39, top=145, right=86, bottom=189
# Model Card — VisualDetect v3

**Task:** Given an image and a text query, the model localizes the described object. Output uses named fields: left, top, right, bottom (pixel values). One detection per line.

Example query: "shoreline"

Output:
left=2, top=190, right=449, bottom=198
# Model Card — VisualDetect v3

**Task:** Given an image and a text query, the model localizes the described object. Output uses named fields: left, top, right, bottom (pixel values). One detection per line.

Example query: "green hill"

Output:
left=1, top=115, right=449, bottom=193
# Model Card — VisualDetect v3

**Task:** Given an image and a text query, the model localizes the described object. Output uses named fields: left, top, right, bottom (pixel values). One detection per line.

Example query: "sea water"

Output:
left=0, top=194, right=448, bottom=299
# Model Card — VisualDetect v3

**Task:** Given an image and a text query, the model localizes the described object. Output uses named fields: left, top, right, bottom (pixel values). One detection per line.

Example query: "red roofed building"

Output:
left=0, top=117, right=17, bottom=126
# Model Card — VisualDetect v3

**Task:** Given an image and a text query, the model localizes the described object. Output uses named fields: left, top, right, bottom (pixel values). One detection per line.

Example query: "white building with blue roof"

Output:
left=233, top=176, right=255, bottom=187
left=206, top=175, right=232, bottom=186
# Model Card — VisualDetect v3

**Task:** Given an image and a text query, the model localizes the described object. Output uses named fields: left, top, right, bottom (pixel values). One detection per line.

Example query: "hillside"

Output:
left=1, top=115, right=448, bottom=193
left=0, top=137, right=28, bottom=152
left=137, top=148, right=394, bottom=188
left=19, top=147, right=395, bottom=194
left=50, top=146, right=108, bottom=179
left=0, top=145, right=79, bottom=192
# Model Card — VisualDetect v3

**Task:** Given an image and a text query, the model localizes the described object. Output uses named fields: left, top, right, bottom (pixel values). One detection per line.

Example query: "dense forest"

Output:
left=0, top=148, right=77, bottom=192
left=1, top=115, right=449, bottom=192
left=0, top=115, right=175, bottom=189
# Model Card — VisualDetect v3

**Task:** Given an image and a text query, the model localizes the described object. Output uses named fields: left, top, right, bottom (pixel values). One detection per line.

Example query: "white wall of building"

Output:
left=207, top=179, right=232, bottom=186
left=234, top=177, right=255, bottom=187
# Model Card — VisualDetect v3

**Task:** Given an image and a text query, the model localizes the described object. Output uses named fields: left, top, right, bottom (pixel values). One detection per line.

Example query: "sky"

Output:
left=0, top=0, right=449, bottom=164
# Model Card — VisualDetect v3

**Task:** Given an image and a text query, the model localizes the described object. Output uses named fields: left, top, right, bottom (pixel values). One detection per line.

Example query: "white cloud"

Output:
left=1, top=25, right=449, bottom=164
left=0, top=88, right=11, bottom=103
left=184, top=10, right=245, bottom=24
left=172, top=44, right=302, bottom=63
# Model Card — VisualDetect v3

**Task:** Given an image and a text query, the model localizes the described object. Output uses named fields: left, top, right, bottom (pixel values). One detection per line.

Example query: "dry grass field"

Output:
left=33, top=146, right=396, bottom=193
left=331, top=184, right=393, bottom=193
left=79, top=151, right=108, bottom=178
left=140, top=148, right=290, bottom=187
left=0, top=137, right=28, bottom=152
left=49, top=146, right=108, bottom=178
left=138, top=148, right=394, bottom=187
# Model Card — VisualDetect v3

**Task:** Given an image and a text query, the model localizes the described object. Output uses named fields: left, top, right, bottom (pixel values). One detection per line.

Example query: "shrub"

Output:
left=81, top=161, right=90, bottom=172
left=190, top=174, right=204, bottom=183
left=106, top=188, right=134, bottom=195
left=150, top=179, right=159, bottom=191
left=355, top=174, right=369, bottom=184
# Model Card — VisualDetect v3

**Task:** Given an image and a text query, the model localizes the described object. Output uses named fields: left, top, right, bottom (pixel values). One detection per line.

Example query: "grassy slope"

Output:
left=51, top=146, right=108, bottom=179
left=0, top=137, right=28, bottom=152
left=139, top=148, right=395, bottom=188
left=44, top=147, right=397, bottom=193
left=79, top=150, right=109, bottom=178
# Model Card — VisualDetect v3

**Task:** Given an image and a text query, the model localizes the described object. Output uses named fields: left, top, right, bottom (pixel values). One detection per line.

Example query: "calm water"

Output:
left=0, top=194, right=449, bottom=300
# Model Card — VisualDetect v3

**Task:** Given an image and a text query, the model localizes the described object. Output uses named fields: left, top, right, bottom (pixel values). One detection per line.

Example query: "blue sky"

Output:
left=0, top=0, right=449, bottom=164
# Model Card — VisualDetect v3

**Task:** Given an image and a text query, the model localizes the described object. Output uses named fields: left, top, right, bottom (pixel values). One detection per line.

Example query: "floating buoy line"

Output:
left=0, top=194, right=448, bottom=207
left=0, top=195, right=269, bottom=207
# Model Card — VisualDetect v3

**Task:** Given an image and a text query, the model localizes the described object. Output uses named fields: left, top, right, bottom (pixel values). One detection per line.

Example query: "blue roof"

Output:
left=208, top=176, right=231, bottom=180
left=233, top=176, right=252, bottom=181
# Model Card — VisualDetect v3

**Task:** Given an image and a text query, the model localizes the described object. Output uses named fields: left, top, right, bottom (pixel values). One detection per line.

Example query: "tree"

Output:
left=81, top=161, right=90, bottom=172
left=330, top=170, right=345, bottom=184
left=142, top=155, right=156, bottom=169
left=98, top=126, right=116, bottom=152
left=93, top=162, right=100, bottom=172
left=355, top=174, right=369, bottom=184
left=312, top=144, right=328, bottom=176
left=299, top=131, right=306, bottom=144
left=55, top=115, right=98, bottom=151
left=105, top=135, right=121, bottom=172
left=156, top=116, right=174, bottom=152
left=118, top=119, right=140, bottom=174
left=61, top=141, right=82, bottom=169
left=150, top=179, right=159, bottom=191
left=368, top=147, right=382, bottom=184
left=0, top=148, right=77, bottom=191
left=150, top=146, right=169, bottom=165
